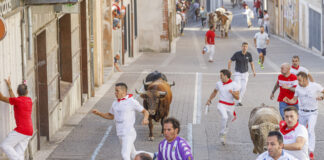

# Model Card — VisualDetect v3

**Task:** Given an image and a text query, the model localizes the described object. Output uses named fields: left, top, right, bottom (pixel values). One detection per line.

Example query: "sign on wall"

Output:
left=0, top=16, right=6, bottom=40
left=0, top=0, right=12, bottom=16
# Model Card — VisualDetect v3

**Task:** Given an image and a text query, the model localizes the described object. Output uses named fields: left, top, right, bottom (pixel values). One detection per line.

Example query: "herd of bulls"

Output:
left=137, top=71, right=280, bottom=154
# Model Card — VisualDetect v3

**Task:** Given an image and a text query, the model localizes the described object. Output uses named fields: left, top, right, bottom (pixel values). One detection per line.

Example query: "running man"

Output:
left=283, top=72, right=324, bottom=160
left=290, top=56, right=314, bottom=82
left=206, top=69, right=240, bottom=145
left=205, top=25, right=220, bottom=62
left=280, top=106, right=309, bottom=160
left=254, top=26, right=269, bottom=69
left=270, top=63, right=299, bottom=119
left=157, top=117, right=193, bottom=160
left=256, top=131, right=297, bottom=160
left=92, top=83, right=150, bottom=160
left=228, top=42, right=256, bottom=106
left=242, top=5, right=254, bottom=28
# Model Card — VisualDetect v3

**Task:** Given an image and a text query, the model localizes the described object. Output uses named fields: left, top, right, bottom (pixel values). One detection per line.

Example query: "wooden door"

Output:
left=35, top=30, right=49, bottom=147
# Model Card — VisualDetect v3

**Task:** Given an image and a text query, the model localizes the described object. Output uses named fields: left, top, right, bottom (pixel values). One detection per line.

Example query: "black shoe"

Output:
left=237, top=103, right=243, bottom=106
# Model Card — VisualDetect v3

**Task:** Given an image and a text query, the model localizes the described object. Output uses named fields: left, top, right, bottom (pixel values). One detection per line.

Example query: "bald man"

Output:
left=270, top=63, right=299, bottom=119
left=134, top=153, right=153, bottom=160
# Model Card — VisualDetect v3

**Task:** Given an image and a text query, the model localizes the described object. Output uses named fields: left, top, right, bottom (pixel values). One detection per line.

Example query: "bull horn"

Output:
left=158, top=91, right=167, bottom=96
left=135, top=89, right=146, bottom=95
left=143, top=80, right=153, bottom=86
left=251, top=125, right=260, bottom=130
left=168, top=81, right=175, bottom=86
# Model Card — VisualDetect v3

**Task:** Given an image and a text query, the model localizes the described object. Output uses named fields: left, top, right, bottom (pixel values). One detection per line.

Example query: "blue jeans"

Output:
left=279, top=102, right=299, bottom=119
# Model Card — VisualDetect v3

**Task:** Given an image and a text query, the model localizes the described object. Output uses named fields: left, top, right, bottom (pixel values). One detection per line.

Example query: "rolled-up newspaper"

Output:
left=205, top=105, right=209, bottom=115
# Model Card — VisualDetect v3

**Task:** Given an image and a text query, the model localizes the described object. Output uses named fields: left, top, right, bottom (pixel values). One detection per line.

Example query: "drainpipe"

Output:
left=21, top=8, right=27, bottom=82
left=27, top=7, right=33, bottom=61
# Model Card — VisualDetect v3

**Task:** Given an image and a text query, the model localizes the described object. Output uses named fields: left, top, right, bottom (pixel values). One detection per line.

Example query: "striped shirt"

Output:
left=158, top=136, right=193, bottom=160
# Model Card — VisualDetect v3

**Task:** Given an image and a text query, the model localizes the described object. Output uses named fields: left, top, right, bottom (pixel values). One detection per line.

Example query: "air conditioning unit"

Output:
left=25, top=0, right=80, bottom=5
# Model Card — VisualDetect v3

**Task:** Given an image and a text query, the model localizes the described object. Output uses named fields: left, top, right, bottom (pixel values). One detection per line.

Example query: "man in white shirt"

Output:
left=279, top=106, right=309, bottom=160
left=263, top=10, right=270, bottom=34
left=283, top=72, right=324, bottom=160
left=290, top=56, right=314, bottom=82
left=254, top=26, right=269, bottom=69
left=256, top=131, right=297, bottom=160
left=92, top=82, right=150, bottom=160
left=206, top=69, right=240, bottom=145
left=243, top=5, right=254, bottom=28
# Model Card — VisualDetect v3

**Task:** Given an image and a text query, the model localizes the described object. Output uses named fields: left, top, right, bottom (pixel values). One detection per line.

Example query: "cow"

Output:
left=248, top=104, right=281, bottom=154
left=215, top=9, right=233, bottom=38
left=136, top=72, right=175, bottom=141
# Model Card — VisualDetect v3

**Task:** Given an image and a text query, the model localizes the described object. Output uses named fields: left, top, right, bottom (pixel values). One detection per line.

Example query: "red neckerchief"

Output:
left=280, top=120, right=299, bottom=135
left=118, top=94, right=133, bottom=102
left=223, top=79, right=232, bottom=85
left=291, top=65, right=299, bottom=70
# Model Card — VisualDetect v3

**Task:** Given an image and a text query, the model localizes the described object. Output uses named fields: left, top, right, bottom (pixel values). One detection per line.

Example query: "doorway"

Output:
left=35, top=30, right=49, bottom=149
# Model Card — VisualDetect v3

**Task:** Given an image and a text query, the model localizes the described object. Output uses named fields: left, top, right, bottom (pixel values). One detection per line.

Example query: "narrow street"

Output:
left=46, top=2, right=324, bottom=160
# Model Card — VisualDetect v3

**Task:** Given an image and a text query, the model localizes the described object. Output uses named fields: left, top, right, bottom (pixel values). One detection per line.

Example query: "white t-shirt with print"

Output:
left=290, top=66, right=309, bottom=76
left=256, top=150, right=297, bottom=160
left=294, top=82, right=324, bottom=111
left=254, top=32, right=269, bottom=49
left=282, top=124, right=309, bottom=160
left=215, top=80, right=239, bottom=105
left=109, top=95, right=144, bottom=136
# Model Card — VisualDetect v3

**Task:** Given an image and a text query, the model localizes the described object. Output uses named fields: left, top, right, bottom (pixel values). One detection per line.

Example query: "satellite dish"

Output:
left=0, top=17, right=7, bottom=41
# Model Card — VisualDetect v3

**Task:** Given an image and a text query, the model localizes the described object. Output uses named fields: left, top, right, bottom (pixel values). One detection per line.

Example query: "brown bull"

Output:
left=248, top=104, right=281, bottom=154
left=216, top=11, right=229, bottom=37
left=136, top=79, right=174, bottom=141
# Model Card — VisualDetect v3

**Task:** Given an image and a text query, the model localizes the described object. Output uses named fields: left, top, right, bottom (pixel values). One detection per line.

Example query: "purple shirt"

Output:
left=158, top=136, right=193, bottom=160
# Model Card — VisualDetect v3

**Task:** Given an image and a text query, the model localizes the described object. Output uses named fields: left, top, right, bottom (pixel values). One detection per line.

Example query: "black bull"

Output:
left=136, top=73, right=174, bottom=141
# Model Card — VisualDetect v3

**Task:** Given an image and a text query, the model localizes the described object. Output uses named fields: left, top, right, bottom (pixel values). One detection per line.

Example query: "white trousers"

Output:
left=299, top=111, right=318, bottom=152
left=233, top=72, right=249, bottom=103
left=118, top=132, right=154, bottom=160
left=206, top=44, right=215, bottom=61
left=217, top=103, right=235, bottom=135
left=119, top=134, right=137, bottom=160
left=0, top=131, right=31, bottom=160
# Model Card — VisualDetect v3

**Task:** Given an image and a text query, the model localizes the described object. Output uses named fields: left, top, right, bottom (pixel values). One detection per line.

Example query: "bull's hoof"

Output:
left=148, top=137, right=155, bottom=141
